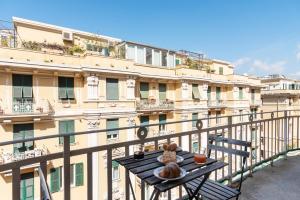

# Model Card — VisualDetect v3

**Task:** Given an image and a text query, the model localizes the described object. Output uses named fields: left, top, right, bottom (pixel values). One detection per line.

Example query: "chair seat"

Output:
left=186, top=178, right=240, bottom=200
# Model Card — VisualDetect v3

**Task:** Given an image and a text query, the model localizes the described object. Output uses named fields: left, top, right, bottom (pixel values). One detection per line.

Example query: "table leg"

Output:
left=149, top=189, right=160, bottom=200
left=189, top=172, right=212, bottom=199
left=128, top=175, right=136, bottom=200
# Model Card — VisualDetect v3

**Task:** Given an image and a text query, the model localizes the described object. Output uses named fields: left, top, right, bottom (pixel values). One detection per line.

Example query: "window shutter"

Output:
left=106, top=78, right=119, bottom=100
left=219, top=67, right=223, bottom=75
left=50, top=168, right=60, bottom=193
left=68, top=120, right=75, bottom=144
left=58, top=77, right=67, bottom=99
left=12, top=74, right=24, bottom=98
left=207, top=86, right=211, bottom=100
left=22, top=75, right=33, bottom=98
left=159, top=114, right=166, bottom=124
left=59, top=121, right=67, bottom=144
left=192, top=84, right=200, bottom=99
left=239, top=87, right=243, bottom=100
left=140, top=82, right=149, bottom=99
left=216, top=87, right=221, bottom=100
left=192, top=113, right=198, bottom=127
left=24, top=124, right=34, bottom=150
left=66, top=77, right=75, bottom=99
left=13, top=125, right=24, bottom=153
left=159, top=84, right=166, bottom=100
left=112, top=160, right=119, bottom=168
left=75, top=163, right=84, bottom=186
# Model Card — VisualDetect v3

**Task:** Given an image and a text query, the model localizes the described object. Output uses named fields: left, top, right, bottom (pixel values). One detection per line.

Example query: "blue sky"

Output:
left=1, top=0, right=300, bottom=78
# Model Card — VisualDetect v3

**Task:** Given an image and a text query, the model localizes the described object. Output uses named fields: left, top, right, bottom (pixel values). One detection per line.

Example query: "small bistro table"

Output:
left=114, top=149, right=226, bottom=200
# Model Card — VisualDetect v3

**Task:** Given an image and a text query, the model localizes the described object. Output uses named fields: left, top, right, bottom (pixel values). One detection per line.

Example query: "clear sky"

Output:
left=1, top=0, right=300, bottom=78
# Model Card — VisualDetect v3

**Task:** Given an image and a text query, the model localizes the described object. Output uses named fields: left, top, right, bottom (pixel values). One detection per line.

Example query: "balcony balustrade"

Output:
left=136, top=99, right=174, bottom=111
left=0, top=110, right=299, bottom=200
left=207, top=99, right=226, bottom=108
left=0, top=99, right=53, bottom=117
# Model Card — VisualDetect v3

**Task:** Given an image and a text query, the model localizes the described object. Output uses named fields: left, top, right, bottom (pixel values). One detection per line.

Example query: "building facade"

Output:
left=0, top=17, right=263, bottom=200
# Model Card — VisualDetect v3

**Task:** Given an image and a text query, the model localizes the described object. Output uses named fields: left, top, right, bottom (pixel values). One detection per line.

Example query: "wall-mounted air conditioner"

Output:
left=62, top=31, right=73, bottom=41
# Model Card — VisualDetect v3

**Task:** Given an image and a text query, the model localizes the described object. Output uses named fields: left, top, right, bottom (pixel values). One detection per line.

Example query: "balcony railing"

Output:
left=0, top=110, right=299, bottom=200
left=207, top=99, right=226, bottom=108
left=0, top=147, right=47, bottom=165
left=136, top=99, right=174, bottom=111
left=0, top=99, right=53, bottom=117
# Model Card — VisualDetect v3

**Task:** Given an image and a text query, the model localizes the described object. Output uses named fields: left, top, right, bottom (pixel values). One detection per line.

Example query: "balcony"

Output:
left=0, top=110, right=299, bottom=200
left=136, top=99, right=174, bottom=112
left=207, top=99, right=226, bottom=109
left=0, top=99, right=54, bottom=122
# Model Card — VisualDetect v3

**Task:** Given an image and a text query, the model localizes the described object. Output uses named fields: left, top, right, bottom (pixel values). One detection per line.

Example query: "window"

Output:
left=192, top=113, right=198, bottom=128
left=140, top=82, right=149, bottom=99
left=192, top=142, right=199, bottom=153
left=251, top=89, right=255, bottom=102
left=140, top=115, right=149, bottom=126
left=251, top=128, right=257, bottom=141
left=239, top=110, right=243, bottom=122
left=106, top=78, right=119, bottom=100
left=251, top=147, right=257, bottom=160
left=216, top=111, right=221, bottom=124
left=159, top=114, right=167, bottom=131
left=162, top=52, right=167, bottom=66
left=21, top=172, right=34, bottom=200
left=50, top=167, right=62, bottom=193
left=12, top=74, right=33, bottom=99
left=112, top=161, right=120, bottom=180
left=71, top=163, right=84, bottom=186
left=87, top=76, right=98, bottom=100
left=58, top=77, right=75, bottom=100
left=137, top=46, right=145, bottom=64
left=192, top=84, right=200, bottom=99
left=106, top=119, right=119, bottom=140
left=219, top=67, right=223, bottom=75
left=175, top=59, right=181, bottom=66
left=153, top=50, right=161, bottom=66
left=159, top=83, right=167, bottom=100
left=126, top=45, right=135, bottom=60
left=13, top=123, right=34, bottom=154
left=239, top=87, right=243, bottom=100
left=146, top=48, right=152, bottom=65
left=206, top=112, right=211, bottom=127
left=216, top=87, right=221, bottom=100
left=59, top=120, right=75, bottom=144
left=251, top=108, right=257, bottom=119
left=207, top=86, right=211, bottom=101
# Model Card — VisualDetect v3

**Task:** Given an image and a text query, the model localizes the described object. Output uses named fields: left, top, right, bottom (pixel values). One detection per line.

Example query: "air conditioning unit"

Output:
left=62, top=31, right=73, bottom=41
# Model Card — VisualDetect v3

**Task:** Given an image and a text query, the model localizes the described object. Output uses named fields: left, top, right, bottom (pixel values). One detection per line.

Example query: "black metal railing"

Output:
left=0, top=110, right=299, bottom=200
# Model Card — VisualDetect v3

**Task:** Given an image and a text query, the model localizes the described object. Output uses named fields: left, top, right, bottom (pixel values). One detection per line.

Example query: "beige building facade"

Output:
left=0, top=17, right=263, bottom=200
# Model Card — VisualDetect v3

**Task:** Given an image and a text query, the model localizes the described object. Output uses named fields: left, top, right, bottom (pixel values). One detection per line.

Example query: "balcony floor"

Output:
left=240, top=152, right=300, bottom=200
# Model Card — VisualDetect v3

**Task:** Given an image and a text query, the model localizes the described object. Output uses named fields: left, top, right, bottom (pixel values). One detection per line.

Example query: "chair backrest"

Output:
left=208, top=134, right=251, bottom=193
left=207, top=134, right=251, bottom=158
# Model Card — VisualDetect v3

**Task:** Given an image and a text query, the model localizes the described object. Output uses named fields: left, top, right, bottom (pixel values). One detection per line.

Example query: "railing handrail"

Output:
left=0, top=110, right=297, bottom=147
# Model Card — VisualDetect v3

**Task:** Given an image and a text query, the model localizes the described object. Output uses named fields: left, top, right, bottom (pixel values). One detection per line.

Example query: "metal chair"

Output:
left=185, top=135, right=251, bottom=200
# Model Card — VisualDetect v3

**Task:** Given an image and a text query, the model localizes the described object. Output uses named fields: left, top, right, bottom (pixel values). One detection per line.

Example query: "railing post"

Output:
left=12, top=168, right=20, bottom=200
left=107, top=148, right=113, bottom=200
left=284, top=111, right=288, bottom=160
left=63, top=136, right=71, bottom=200
left=227, top=116, right=233, bottom=185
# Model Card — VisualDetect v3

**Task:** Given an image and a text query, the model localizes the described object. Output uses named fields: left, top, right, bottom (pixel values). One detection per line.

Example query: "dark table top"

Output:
left=114, top=149, right=226, bottom=192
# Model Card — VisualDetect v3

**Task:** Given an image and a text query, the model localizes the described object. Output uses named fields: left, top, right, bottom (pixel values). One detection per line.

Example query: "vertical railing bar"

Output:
left=255, top=122, right=258, bottom=165
left=292, top=117, right=294, bottom=150
left=40, top=160, right=48, bottom=200
left=214, top=128, right=217, bottom=181
left=297, top=117, right=299, bottom=148
left=227, top=116, right=232, bottom=184
left=125, top=145, right=130, bottom=200
left=245, top=124, right=249, bottom=170
left=221, top=128, right=225, bottom=179
left=12, top=167, right=20, bottom=200
left=239, top=124, right=242, bottom=171
left=154, top=140, right=159, bottom=150
left=87, top=152, right=93, bottom=200
left=234, top=124, right=237, bottom=174
left=141, top=181, right=145, bottom=200
left=198, top=130, right=201, bottom=154
left=63, top=136, right=71, bottom=200
left=107, top=148, right=113, bottom=200
left=188, top=134, right=192, bottom=153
